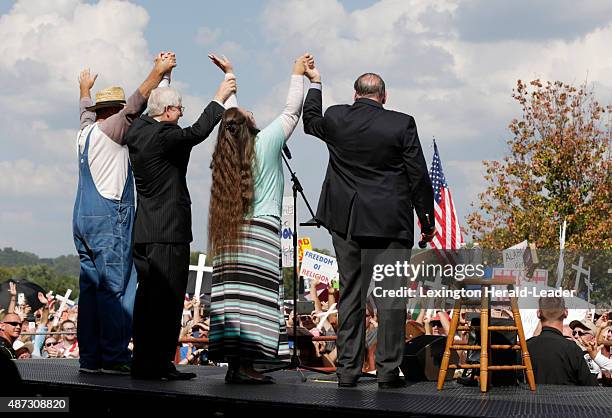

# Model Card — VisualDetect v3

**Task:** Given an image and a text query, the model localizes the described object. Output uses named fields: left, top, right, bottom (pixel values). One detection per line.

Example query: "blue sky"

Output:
left=1, top=0, right=612, bottom=257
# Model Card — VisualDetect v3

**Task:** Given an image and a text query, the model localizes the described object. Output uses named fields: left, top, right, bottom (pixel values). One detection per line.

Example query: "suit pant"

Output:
left=332, top=231, right=411, bottom=383
left=131, top=243, right=190, bottom=375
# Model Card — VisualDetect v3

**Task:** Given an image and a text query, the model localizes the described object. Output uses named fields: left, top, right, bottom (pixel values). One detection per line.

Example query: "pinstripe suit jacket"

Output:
left=126, top=101, right=224, bottom=244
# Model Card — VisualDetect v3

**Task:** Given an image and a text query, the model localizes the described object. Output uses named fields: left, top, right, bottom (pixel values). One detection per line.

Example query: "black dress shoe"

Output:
left=338, top=378, right=358, bottom=388
left=225, top=368, right=236, bottom=383
left=378, top=378, right=407, bottom=389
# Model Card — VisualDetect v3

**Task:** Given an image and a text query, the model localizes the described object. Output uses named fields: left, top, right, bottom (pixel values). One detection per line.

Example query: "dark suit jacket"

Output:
left=303, top=88, right=434, bottom=241
left=126, top=101, right=225, bottom=244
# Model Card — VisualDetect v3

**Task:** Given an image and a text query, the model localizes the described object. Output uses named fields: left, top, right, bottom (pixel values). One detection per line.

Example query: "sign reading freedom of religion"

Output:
left=299, top=249, right=338, bottom=285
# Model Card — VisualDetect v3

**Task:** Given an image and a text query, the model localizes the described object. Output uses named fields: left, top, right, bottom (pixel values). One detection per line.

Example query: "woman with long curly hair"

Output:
left=207, top=53, right=312, bottom=384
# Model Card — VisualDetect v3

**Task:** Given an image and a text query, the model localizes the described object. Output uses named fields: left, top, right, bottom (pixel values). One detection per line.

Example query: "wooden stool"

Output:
left=437, top=277, right=536, bottom=392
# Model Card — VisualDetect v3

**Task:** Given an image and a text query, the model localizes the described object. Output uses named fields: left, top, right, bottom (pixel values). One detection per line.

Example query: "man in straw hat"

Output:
left=73, top=52, right=176, bottom=376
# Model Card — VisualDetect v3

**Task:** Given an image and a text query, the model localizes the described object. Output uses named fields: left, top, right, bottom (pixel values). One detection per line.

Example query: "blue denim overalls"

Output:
left=72, top=125, right=137, bottom=369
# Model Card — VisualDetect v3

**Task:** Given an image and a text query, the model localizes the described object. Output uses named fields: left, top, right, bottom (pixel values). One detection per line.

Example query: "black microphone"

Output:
left=283, top=144, right=292, bottom=159
left=418, top=214, right=432, bottom=248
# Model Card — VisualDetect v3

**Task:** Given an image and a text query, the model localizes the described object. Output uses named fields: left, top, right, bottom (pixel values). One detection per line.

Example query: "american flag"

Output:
left=429, top=140, right=464, bottom=250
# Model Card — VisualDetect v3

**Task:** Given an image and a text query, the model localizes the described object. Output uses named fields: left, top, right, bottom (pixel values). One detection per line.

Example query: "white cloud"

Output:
left=0, top=0, right=151, bottom=115
left=195, top=26, right=222, bottom=46
left=0, top=160, right=74, bottom=197
left=0, top=0, right=154, bottom=256
left=259, top=0, right=612, bottom=237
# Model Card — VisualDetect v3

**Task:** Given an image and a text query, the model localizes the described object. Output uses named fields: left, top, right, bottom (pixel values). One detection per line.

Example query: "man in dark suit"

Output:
left=303, top=67, right=435, bottom=389
left=126, top=74, right=236, bottom=380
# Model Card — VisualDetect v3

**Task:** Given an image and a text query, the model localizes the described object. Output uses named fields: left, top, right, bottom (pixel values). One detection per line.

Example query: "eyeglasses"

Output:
left=45, top=341, right=59, bottom=347
left=2, top=321, right=21, bottom=327
left=168, top=105, right=184, bottom=113
left=572, top=330, right=591, bottom=337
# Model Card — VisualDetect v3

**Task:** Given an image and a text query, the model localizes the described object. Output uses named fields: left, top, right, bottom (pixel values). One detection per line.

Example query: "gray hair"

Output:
left=147, top=87, right=182, bottom=117
left=354, top=73, right=385, bottom=100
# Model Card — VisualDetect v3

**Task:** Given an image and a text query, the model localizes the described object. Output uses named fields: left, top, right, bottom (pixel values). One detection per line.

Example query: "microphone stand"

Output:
left=262, top=150, right=331, bottom=380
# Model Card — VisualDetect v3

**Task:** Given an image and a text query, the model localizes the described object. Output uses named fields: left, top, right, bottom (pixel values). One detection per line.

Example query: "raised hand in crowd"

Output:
left=309, top=277, right=323, bottom=313
left=7, top=281, right=17, bottom=314
left=13, top=304, right=31, bottom=322
left=596, top=313, right=610, bottom=329
left=37, top=292, right=48, bottom=305
left=584, top=339, right=601, bottom=360
left=327, top=282, right=337, bottom=306
left=192, top=297, right=202, bottom=324
left=46, top=344, right=62, bottom=359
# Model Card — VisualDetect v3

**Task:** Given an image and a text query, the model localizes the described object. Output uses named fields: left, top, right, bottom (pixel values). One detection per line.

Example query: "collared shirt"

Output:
left=527, top=326, right=598, bottom=386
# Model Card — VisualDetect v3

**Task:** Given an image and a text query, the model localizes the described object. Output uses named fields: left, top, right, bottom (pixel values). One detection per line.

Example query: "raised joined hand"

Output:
left=154, top=51, right=177, bottom=74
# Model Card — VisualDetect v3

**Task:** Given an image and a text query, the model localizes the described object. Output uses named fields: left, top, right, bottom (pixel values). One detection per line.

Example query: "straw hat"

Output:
left=86, top=86, right=126, bottom=111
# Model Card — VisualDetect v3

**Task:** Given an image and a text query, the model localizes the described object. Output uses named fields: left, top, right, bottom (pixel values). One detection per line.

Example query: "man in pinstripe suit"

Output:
left=126, top=74, right=236, bottom=381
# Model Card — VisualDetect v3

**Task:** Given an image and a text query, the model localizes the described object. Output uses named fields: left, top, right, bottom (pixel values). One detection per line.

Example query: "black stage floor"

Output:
left=14, top=359, right=612, bottom=417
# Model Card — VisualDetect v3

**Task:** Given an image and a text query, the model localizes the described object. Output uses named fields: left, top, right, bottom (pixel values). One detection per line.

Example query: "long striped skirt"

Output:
left=208, top=215, right=290, bottom=362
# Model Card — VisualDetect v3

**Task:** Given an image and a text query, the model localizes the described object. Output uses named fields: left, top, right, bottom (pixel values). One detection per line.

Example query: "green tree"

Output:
left=467, top=79, right=611, bottom=250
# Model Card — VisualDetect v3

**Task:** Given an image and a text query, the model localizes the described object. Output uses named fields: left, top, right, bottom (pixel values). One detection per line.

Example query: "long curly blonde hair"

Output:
left=208, top=108, right=258, bottom=256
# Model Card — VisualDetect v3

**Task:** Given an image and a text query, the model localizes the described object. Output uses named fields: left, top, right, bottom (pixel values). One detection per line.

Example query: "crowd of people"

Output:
left=3, top=277, right=610, bottom=388
left=0, top=282, right=80, bottom=360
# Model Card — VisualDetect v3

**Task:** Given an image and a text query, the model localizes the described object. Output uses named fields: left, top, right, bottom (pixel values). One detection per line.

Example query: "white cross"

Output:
left=555, top=219, right=567, bottom=288
left=572, top=256, right=590, bottom=293
left=53, top=289, right=73, bottom=327
left=584, top=276, right=593, bottom=303
left=189, top=254, right=212, bottom=299
left=424, top=273, right=446, bottom=312
left=55, top=294, right=76, bottom=307
left=407, top=282, right=422, bottom=314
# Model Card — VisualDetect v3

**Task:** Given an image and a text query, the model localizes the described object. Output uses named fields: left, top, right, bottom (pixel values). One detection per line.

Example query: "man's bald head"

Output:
left=354, top=73, right=386, bottom=103
left=0, top=313, right=22, bottom=341
left=1, top=313, right=21, bottom=324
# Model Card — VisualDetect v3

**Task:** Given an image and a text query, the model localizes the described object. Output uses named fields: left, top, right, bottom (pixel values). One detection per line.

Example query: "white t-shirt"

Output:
left=77, top=124, right=130, bottom=201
